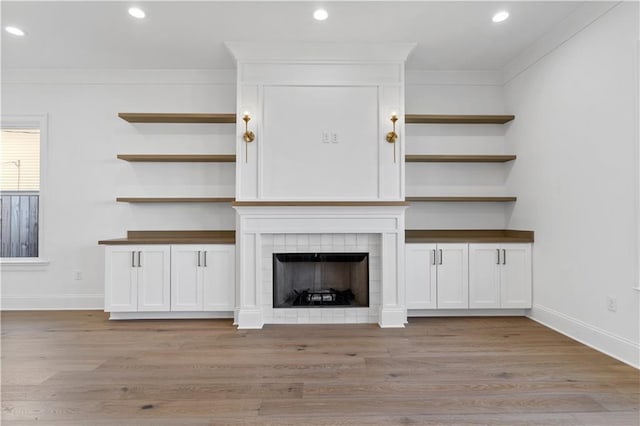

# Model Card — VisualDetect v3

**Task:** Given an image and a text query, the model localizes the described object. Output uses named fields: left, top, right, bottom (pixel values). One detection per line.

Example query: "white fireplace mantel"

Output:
left=233, top=203, right=407, bottom=329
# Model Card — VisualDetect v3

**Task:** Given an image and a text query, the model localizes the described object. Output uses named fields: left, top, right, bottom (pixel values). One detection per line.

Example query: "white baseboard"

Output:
left=528, top=304, right=640, bottom=369
left=0, top=294, right=103, bottom=310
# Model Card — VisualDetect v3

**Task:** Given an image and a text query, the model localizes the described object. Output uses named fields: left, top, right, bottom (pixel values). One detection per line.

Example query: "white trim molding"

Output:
left=528, top=304, right=640, bottom=369
left=1, top=294, right=103, bottom=310
left=0, top=258, right=50, bottom=271
left=226, top=41, right=416, bottom=64
left=502, top=2, right=620, bottom=84
left=1, top=114, right=48, bottom=264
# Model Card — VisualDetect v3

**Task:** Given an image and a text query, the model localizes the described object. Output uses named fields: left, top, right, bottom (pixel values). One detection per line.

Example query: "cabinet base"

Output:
left=108, top=311, right=234, bottom=320
left=408, top=308, right=529, bottom=317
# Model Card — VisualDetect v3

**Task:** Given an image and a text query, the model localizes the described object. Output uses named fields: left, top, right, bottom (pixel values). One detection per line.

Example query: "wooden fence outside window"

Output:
left=0, top=192, right=39, bottom=257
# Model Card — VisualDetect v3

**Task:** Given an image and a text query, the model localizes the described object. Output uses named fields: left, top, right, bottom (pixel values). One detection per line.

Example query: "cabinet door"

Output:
left=202, top=245, right=235, bottom=310
left=405, top=244, right=437, bottom=309
left=171, top=245, right=203, bottom=311
left=436, top=244, right=469, bottom=309
left=105, top=247, right=138, bottom=312
left=469, top=244, right=501, bottom=308
left=137, top=246, right=171, bottom=312
left=500, top=244, right=532, bottom=308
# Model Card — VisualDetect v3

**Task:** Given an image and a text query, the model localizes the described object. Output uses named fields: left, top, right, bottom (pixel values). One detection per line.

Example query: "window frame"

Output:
left=0, top=114, right=49, bottom=269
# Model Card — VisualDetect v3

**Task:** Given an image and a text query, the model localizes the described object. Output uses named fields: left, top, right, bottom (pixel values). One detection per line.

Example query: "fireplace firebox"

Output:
left=273, top=252, right=369, bottom=308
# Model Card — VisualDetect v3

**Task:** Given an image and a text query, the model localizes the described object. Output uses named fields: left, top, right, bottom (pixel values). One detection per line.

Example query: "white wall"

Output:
left=1, top=69, right=236, bottom=309
left=504, top=3, right=640, bottom=367
left=0, top=66, right=514, bottom=309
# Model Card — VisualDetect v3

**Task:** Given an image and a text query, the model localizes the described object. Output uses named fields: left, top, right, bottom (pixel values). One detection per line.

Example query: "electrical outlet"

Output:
left=322, top=131, right=330, bottom=143
left=331, top=132, right=339, bottom=143
left=73, top=270, right=82, bottom=281
left=607, top=296, right=617, bottom=312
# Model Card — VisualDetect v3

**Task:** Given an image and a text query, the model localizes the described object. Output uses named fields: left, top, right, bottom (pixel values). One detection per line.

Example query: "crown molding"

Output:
left=502, top=2, right=621, bottom=85
left=225, top=41, right=416, bottom=64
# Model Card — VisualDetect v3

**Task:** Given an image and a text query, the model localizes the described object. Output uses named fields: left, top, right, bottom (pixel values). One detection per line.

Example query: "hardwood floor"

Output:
left=1, top=311, right=638, bottom=425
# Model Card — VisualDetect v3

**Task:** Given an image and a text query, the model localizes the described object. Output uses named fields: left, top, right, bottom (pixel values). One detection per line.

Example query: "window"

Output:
left=1, top=116, right=45, bottom=261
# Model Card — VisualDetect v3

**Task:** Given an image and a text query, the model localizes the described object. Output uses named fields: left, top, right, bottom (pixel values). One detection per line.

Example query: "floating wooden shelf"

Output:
left=405, top=155, right=516, bottom=163
left=117, top=154, right=236, bottom=163
left=406, top=196, right=517, bottom=202
left=405, top=114, right=515, bottom=124
left=116, top=197, right=235, bottom=203
left=118, top=113, right=236, bottom=124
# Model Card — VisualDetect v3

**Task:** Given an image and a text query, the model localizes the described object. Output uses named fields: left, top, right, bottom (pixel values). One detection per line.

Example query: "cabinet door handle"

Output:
left=438, top=249, right=443, bottom=265
left=502, top=249, right=506, bottom=265
left=197, top=251, right=201, bottom=267
left=432, top=249, right=436, bottom=265
left=496, top=249, right=501, bottom=265
left=204, top=251, right=207, bottom=267
left=137, top=251, right=142, bottom=267
left=131, top=251, right=136, bottom=268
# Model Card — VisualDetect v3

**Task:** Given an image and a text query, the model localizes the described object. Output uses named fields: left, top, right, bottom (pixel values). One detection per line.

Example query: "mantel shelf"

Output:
left=117, top=154, right=236, bottom=163
left=405, top=114, right=515, bottom=124
left=118, top=113, right=236, bottom=123
left=405, top=155, right=516, bottom=163
left=406, top=196, right=517, bottom=202
left=116, top=197, right=235, bottom=203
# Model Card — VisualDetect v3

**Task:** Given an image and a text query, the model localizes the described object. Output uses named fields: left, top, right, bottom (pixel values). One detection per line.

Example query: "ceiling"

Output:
left=1, top=1, right=587, bottom=71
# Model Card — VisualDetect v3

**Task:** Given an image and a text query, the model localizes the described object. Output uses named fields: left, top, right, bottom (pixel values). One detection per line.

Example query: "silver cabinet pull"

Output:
left=496, top=249, right=501, bottom=265
left=137, top=251, right=142, bottom=267
left=438, top=249, right=443, bottom=265
left=197, top=251, right=201, bottom=267
left=432, top=249, right=436, bottom=265
left=502, top=249, right=506, bottom=265
left=131, top=251, right=136, bottom=268
left=204, top=251, right=207, bottom=267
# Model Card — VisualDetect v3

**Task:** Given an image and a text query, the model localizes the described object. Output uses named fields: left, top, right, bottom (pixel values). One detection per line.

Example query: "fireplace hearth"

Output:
left=273, top=252, right=369, bottom=309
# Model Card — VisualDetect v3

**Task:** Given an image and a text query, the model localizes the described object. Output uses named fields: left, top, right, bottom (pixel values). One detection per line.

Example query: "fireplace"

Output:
left=273, top=252, right=369, bottom=308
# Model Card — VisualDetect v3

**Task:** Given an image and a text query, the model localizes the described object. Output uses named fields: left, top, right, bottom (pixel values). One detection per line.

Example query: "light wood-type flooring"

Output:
left=1, top=311, right=638, bottom=425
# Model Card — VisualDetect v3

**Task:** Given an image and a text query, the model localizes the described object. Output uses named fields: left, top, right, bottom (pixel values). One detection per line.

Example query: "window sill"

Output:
left=0, top=258, right=50, bottom=271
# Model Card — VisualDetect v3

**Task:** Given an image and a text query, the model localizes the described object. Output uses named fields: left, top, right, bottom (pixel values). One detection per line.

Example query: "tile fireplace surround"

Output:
left=233, top=204, right=407, bottom=329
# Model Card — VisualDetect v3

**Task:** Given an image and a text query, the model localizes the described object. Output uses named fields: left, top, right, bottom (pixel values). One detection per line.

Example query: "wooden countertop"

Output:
left=98, top=230, right=235, bottom=245
left=405, top=230, right=534, bottom=243
left=99, top=230, right=533, bottom=245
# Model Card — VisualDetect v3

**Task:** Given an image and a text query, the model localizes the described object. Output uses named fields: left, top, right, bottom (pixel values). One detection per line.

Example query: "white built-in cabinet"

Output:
left=406, top=243, right=469, bottom=309
left=171, top=245, right=235, bottom=311
left=406, top=243, right=532, bottom=311
left=469, top=244, right=532, bottom=309
left=105, top=245, right=171, bottom=312
left=105, top=244, right=234, bottom=313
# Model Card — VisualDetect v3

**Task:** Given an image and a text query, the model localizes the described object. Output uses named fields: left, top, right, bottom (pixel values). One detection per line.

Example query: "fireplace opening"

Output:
left=273, top=252, right=369, bottom=308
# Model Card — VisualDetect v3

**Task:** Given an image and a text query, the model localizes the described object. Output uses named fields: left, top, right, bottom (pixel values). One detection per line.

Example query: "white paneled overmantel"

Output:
left=227, top=42, right=414, bottom=328
left=226, top=42, right=416, bottom=202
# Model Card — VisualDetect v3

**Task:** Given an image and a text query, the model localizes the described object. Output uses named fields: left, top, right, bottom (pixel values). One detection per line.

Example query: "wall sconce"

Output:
left=242, top=112, right=255, bottom=163
left=385, top=112, right=399, bottom=163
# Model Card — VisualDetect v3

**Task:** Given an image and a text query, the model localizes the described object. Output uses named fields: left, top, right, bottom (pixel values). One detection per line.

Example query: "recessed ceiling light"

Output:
left=128, top=7, right=146, bottom=19
left=5, top=26, right=25, bottom=36
left=313, top=9, right=328, bottom=21
left=492, top=11, right=509, bottom=23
